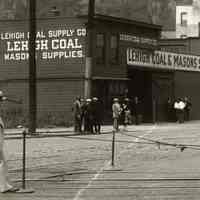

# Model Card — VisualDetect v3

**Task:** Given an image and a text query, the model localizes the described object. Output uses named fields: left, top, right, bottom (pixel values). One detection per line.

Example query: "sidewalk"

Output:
left=4, top=123, right=158, bottom=139
left=4, top=120, right=200, bottom=139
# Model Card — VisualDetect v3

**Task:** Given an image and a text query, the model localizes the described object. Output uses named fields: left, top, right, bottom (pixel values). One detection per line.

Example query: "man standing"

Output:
left=174, top=98, right=185, bottom=123
left=112, top=98, right=121, bottom=132
left=184, top=97, right=192, bottom=121
left=91, top=97, right=102, bottom=134
left=84, top=99, right=93, bottom=134
left=0, top=91, right=18, bottom=193
left=72, top=97, right=82, bottom=133
left=121, top=98, right=132, bottom=131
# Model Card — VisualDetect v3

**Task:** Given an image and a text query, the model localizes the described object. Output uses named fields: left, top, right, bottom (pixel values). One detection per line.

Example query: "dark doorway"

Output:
left=92, top=79, right=127, bottom=123
left=128, top=68, right=174, bottom=122
left=152, top=73, right=174, bottom=121
left=128, top=69, right=153, bottom=122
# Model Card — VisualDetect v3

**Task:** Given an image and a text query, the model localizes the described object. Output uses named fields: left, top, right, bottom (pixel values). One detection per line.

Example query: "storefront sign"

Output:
left=120, top=34, right=157, bottom=46
left=127, top=48, right=200, bottom=72
left=0, top=28, right=86, bottom=61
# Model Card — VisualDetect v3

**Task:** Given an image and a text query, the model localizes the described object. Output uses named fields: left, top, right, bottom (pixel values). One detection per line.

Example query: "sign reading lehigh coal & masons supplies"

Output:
left=0, top=28, right=86, bottom=61
left=127, top=48, right=200, bottom=72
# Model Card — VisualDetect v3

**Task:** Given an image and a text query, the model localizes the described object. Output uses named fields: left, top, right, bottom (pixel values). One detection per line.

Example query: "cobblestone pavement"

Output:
left=1, top=122, right=200, bottom=199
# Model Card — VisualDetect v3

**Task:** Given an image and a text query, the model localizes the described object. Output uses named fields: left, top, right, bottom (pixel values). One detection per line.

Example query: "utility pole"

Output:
left=29, top=0, right=37, bottom=134
left=85, top=0, right=95, bottom=98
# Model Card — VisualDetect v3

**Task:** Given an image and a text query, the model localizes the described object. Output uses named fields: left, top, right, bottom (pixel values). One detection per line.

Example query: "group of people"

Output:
left=73, top=96, right=142, bottom=133
left=112, top=96, right=142, bottom=131
left=166, top=97, right=192, bottom=123
left=72, top=97, right=102, bottom=134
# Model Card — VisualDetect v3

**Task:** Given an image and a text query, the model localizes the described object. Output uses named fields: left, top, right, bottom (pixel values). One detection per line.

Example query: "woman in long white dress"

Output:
left=0, top=92, right=18, bottom=193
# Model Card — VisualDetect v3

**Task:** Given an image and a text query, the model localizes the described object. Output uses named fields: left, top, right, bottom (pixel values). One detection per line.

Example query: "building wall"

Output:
left=176, top=5, right=200, bottom=38
left=0, top=15, right=163, bottom=126
left=92, top=17, right=160, bottom=79
left=159, top=38, right=188, bottom=53
left=0, top=17, right=87, bottom=127
left=159, top=37, right=200, bottom=120
left=90, top=16, right=161, bottom=122
left=187, top=38, right=200, bottom=55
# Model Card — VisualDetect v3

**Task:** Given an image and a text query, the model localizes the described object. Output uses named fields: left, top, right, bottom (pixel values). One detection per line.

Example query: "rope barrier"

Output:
left=120, top=131, right=200, bottom=151
left=66, top=135, right=155, bottom=145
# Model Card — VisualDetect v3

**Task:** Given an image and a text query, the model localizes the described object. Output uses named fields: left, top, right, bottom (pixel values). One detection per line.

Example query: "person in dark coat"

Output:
left=84, top=98, right=93, bottom=134
left=174, top=98, right=185, bottom=123
left=91, top=97, right=102, bottom=134
left=80, top=98, right=86, bottom=133
left=121, top=98, right=132, bottom=130
left=184, top=97, right=192, bottom=121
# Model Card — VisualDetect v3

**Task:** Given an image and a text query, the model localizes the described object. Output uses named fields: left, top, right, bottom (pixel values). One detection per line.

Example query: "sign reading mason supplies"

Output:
left=0, top=28, right=86, bottom=61
left=127, top=48, right=200, bottom=72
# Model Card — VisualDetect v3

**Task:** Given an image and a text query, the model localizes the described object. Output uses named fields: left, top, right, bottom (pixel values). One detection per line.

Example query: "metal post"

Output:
left=22, top=130, right=26, bottom=189
left=29, top=0, right=37, bottom=134
left=17, top=127, right=34, bottom=193
left=111, top=130, right=115, bottom=166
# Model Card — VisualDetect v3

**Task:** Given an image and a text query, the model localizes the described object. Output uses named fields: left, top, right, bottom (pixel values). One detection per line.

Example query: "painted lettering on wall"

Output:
left=120, top=34, right=157, bottom=46
left=0, top=28, right=86, bottom=61
left=127, top=48, right=200, bottom=72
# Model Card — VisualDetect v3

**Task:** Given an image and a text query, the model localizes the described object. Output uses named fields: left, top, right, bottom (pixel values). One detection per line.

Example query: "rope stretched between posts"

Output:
left=120, top=131, right=200, bottom=151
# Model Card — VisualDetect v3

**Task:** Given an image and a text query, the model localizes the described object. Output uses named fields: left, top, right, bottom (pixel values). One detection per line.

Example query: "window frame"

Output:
left=96, top=33, right=106, bottom=64
left=110, top=34, right=119, bottom=64
left=180, top=12, right=188, bottom=27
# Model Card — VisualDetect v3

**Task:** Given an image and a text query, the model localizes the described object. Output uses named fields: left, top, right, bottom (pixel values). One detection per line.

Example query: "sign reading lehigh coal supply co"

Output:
left=0, top=28, right=86, bottom=61
left=127, top=48, right=200, bottom=72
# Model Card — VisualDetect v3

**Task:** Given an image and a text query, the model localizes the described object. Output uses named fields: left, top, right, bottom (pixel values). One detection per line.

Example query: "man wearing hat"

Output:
left=84, top=98, right=93, bottom=133
left=72, top=97, right=82, bottom=133
left=91, top=97, right=102, bottom=134
left=112, top=98, right=122, bottom=132
left=0, top=91, right=18, bottom=193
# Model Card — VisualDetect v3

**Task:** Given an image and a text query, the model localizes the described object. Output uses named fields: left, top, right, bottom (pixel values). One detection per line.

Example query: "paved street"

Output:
left=1, top=122, right=200, bottom=199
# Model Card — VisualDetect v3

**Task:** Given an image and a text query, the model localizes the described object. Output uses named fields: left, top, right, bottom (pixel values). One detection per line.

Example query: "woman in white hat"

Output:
left=0, top=91, right=18, bottom=193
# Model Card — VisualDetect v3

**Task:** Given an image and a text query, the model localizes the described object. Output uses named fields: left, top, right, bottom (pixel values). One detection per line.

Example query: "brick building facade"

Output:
left=2, top=15, right=200, bottom=127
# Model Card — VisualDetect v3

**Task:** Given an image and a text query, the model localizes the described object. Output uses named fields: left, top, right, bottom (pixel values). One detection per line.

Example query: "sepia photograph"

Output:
left=0, top=0, right=200, bottom=199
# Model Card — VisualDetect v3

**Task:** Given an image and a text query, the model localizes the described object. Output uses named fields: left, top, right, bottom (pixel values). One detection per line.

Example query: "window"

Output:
left=180, top=12, right=187, bottom=27
left=96, top=33, right=105, bottom=64
left=110, top=34, right=119, bottom=63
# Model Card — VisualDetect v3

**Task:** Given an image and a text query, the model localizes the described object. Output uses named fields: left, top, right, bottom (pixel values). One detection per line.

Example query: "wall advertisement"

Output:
left=0, top=28, right=86, bottom=62
left=127, top=48, right=200, bottom=72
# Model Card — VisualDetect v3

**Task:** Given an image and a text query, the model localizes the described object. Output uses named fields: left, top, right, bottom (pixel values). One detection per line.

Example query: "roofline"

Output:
left=159, top=36, right=200, bottom=42
left=78, top=14, right=162, bottom=30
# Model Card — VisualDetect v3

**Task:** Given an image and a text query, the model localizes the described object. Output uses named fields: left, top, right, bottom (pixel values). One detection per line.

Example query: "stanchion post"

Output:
left=22, top=129, right=26, bottom=189
left=17, top=127, right=34, bottom=193
left=111, top=130, right=115, bottom=166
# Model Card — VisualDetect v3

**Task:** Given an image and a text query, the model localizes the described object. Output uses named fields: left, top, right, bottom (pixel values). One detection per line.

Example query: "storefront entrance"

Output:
left=152, top=73, right=174, bottom=121
left=92, top=79, right=127, bottom=123
left=128, top=68, right=174, bottom=122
